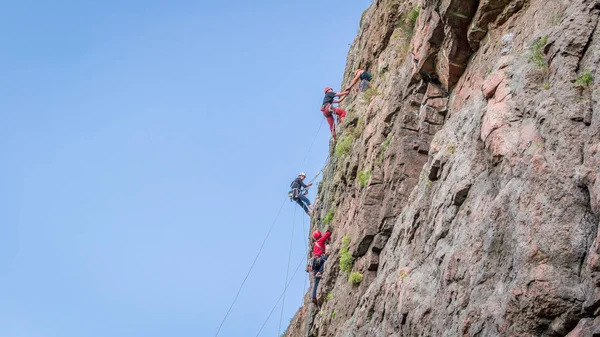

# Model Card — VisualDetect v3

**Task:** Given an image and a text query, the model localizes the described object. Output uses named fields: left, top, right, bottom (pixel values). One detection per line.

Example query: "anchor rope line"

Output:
left=278, top=205, right=296, bottom=335
left=301, top=210, right=308, bottom=306
left=301, top=118, right=325, bottom=166
left=255, top=252, right=308, bottom=337
left=214, top=197, right=288, bottom=337
left=216, top=118, right=327, bottom=336
left=307, top=155, right=330, bottom=185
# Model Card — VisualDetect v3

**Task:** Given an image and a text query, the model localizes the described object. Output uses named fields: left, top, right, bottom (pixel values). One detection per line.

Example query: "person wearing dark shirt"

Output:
left=290, top=172, right=313, bottom=216
left=320, top=87, right=349, bottom=141
left=345, top=69, right=372, bottom=93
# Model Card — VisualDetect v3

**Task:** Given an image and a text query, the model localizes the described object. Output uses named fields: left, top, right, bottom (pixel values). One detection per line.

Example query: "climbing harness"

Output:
left=321, top=103, right=335, bottom=115
left=288, top=187, right=309, bottom=201
left=288, top=175, right=312, bottom=202
left=288, top=155, right=328, bottom=202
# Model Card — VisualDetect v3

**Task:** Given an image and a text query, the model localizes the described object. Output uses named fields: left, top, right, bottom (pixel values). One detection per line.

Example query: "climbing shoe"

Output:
left=312, top=297, right=317, bottom=305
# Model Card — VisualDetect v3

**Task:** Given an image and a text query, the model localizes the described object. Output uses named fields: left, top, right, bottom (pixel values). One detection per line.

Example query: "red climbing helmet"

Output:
left=324, top=87, right=333, bottom=94
left=313, top=230, right=322, bottom=239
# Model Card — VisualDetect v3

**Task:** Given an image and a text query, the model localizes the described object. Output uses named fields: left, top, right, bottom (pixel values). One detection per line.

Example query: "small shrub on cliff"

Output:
left=356, top=117, right=365, bottom=135
left=325, top=291, right=333, bottom=302
left=346, top=117, right=365, bottom=138
left=375, top=134, right=392, bottom=166
left=552, top=13, right=562, bottom=25
left=358, top=170, right=371, bottom=188
left=395, top=5, right=420, bottom=32
left=339, top=236, right=354, bottom=273
left=362, top=87, right=379, bottom=103
left=335, top=135, right=355, bottom=157
left=331, top=310, right=337, bottom=319
left=349, top=272, right=364, bottom=285
left=359, top=8, right=368, bottom=28
left=407, top=6, right=421, bottom=28
left=324, top=208, right=335, bottom=225
left=575, top=70, right=594, bottom=89
left=529, top=35, right=549, bottom=70
left=392, top=5, right=420, bottom=63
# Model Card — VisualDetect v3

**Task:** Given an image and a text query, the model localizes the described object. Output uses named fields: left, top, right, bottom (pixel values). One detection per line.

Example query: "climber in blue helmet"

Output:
left=290, top=172, right=313, bottom=216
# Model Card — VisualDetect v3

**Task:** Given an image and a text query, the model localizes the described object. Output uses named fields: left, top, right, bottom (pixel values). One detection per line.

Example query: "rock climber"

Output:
left=344, top=68, right=372, bottom=93
left=290, top=172, right=313, bottom=216
left=311, top=229, right=332, bottom=304
left=321, top=87, right=349, bottom=141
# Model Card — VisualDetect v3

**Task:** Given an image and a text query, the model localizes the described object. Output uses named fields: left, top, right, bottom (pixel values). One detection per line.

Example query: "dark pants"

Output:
left=359, top=79, right=370, bottom=92
left=293, top=193, right=311, bottom=214
left=311, top=255, right=328, bottom=299
left=312, top=277, right=320, bottom=300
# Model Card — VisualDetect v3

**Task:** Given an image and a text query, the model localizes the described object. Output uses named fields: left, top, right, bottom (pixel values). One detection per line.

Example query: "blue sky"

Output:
left=0, top=1, right=369, bottom=336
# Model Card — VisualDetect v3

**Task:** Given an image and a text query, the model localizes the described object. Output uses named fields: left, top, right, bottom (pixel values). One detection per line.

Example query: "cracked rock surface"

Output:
left=285, top=0, right=600, bottom=336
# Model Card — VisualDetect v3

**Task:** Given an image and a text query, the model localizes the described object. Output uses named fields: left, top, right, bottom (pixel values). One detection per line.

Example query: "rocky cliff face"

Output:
left=286, top=0, right=600, bottom=336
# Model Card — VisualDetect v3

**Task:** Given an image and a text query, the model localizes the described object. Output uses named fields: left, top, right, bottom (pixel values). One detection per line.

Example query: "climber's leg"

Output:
left=312, top=276, right=321, bottom=302
left=359, top=79, right=369, bottom=92
left=298, top=194, right=311, bottom=207
left=333, top=107, right=346, bottom=125
left=317, top=256, right=328, bottom=274
left=294, top=197, right=310, bottom=214
left=322, top=105, right=336, bottom=139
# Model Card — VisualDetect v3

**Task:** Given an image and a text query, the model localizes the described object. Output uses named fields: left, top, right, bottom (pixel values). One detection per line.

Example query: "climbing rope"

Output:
left=214, top=197, right=288, bottom=337
left=278, top=205, right=296, bottom=335
left=301, top=210, right=308, bottom=305
left=307, top=156, right=329, bottom=185
left=255, top=252, right=308, bottom=337
left=301, top=118, right=325, bottom=166
left=216, top=116, right=328, bottom=336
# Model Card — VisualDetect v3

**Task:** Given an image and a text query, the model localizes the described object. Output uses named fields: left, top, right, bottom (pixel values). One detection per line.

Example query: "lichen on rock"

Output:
left=284, top=0, right=600, bottom=336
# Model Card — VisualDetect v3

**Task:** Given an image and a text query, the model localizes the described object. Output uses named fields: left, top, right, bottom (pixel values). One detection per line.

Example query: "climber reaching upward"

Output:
left=312, top=230, right=331, bottom=277
left=311, top=229, right=332, bottom=304
left=321, top=87, right=349, bottom=141
left=344, top=68, right=372, bottom=93
left=290, top=172, right=313, bottom=216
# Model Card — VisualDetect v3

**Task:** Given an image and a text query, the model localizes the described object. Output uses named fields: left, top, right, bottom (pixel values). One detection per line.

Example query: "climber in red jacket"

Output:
left=311, top=229, right=332, bottom=304
left=321, top=87, right=349, bottom=141
left=312, top=230, right=331, bottom=258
